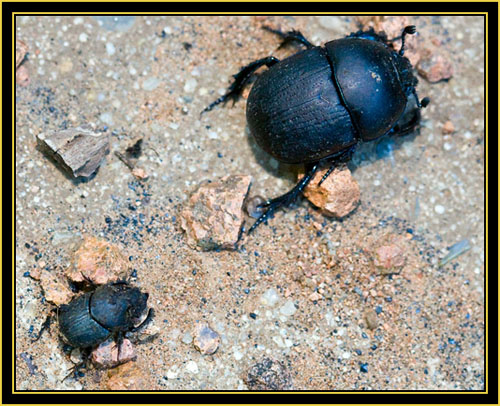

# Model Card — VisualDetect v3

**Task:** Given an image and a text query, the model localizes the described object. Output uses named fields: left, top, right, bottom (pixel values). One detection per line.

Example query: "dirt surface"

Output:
left=15, top=16, right=484, bottom=391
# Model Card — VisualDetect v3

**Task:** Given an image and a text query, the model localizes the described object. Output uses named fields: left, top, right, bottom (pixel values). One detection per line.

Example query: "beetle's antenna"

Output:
left=399, top=25, right=417, bottom=56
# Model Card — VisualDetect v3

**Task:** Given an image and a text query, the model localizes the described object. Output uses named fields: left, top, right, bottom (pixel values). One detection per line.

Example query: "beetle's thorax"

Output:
left=323, top=37, right=409, bottom=141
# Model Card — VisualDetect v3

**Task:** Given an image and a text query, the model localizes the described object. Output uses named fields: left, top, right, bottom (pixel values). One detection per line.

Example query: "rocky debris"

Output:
left=442, top=120, right=455, bottom=134
left=16, top=39, right=28, bottom=68
left=180, top=175, right=252, bottom=251
left=17, top=65, right=30, bottom=86
left=39, top=270, right=74, bottom=306
left=91, top=338, right=136, bottom=368
left=20, top=352, right=38, bottom=375
left=65, top=236, right=130, bottom=285
left=244, top=358, right=293, bottom=391
left=355, top=16, right=453, bottom=83
left=300, top=166, right=360, bottom=218
left=36, top=126, right=110, bottom=178
left=131, top=167, right=149, bottom=180
left=105, top=362, right=146, bottom=390
left=193, top=323, right=220, bottom=355
left=417, top=51, right=454, bottom=83
left=374, top=243, right=406, bottom=272
left=115, top=137, right=147, bottom=179
left=364, top=308, right=378, bottom=330
left=16, top=39, right=30, bottom=86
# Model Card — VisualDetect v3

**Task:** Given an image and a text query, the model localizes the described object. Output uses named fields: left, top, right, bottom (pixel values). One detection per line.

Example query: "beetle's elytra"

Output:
left=58, top=282, right=152, bottom=349
left=203, top=25, right=429, bottom=233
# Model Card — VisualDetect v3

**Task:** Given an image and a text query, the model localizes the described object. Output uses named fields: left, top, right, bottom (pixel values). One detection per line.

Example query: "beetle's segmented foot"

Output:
left=404, top=25, right=417, bottom=35
left=201, top=92, right=240, bottom=116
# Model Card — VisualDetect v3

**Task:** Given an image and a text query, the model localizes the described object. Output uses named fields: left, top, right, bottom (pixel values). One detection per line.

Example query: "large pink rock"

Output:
left=180, top=175, right=252, bottom=250
left=91, top=338, right=136, bottom=368
left=65, top=236, right=130, bottom=285
left=300, top=166, right=360, bottom=218
left=39, top=270, right=74, bottom=306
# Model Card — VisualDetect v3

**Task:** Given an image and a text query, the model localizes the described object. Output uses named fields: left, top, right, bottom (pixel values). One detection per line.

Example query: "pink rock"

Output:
left=417, top=52, right=454, bottom=83
left=442, top=120, right=455, bottom=134
left=131, top=167, right=148, bottom=180
left=105, top=362, right=146, bottom=390
left=39, top=270, right=74, bottom=306
left=180, top=175, right=252, bottom=251
left=65, top=236, right=129, bottom=285
left=91, top=338, right=136, bottom=368
left=16, top=39, right=28, bottom=69
left=374, top=243, right=406, bottom=271
left=16, top=64, right=30, bottom=87
left=193, top=323, right=220, bottom=355
left=300, top=166, right=360, bottom=218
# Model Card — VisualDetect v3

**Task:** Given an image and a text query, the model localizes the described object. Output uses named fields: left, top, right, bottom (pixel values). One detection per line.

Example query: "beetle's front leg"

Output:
left=248, top=163, right=319, bottom=234
left=202, top=56, right=280, bottom=114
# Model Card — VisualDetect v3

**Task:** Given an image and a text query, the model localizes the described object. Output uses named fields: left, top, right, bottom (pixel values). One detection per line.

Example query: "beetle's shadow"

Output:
left=244, top=126, right=297, bottom=185
left=245, top=123, right=422, bottom=188
left=347, top=131, right=421, bottom=174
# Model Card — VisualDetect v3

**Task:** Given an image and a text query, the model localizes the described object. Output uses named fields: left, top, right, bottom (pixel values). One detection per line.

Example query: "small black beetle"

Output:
left=58, top=282, right=152, bottom=348
left=203, top=25, right=429, bottom=233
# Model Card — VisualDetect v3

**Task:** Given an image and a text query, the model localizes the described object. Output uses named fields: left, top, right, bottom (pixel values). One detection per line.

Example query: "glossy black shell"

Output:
left=58, top=284, right=148, bottom=348
left=246, top=37, right=410, bottom=163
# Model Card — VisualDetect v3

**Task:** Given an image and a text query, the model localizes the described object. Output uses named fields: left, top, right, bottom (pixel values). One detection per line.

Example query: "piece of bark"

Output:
left=37, top=126, right=110, bottom=178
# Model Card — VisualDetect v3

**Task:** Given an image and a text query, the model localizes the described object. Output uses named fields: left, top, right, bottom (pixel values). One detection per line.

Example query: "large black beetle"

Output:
left=203, top=25, right=429, bottom=233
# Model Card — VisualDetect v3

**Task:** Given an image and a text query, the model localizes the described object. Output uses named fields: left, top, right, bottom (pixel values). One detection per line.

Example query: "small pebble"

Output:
left=185, top=360, right=199, bottom=374
left=193, top=323, right=220, bottom=355
left=434, top=205, right=445, bottom=214
left=261, top=288, right=280, bottom=306
left=181, top=332, right=193, bottom=344
left=280, top=300, right=297, bottom=316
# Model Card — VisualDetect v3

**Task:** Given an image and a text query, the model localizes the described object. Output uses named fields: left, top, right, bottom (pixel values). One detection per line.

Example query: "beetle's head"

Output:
left=392, top=52, right=419, bottom=99
left=125, top=287, right=149, bottom=322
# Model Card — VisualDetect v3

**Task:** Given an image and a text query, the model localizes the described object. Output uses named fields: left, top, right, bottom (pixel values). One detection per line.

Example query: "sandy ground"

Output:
left=15, top=15, right=484, bottom=390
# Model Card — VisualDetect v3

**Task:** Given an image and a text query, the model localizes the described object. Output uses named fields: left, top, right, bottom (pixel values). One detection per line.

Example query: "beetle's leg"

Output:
left=262, top=26, right=315, bottom=49
left=201, top=56, right=280, bottom=115
left=32, top=309, right=57, bottom=342
left=317, top=145, right=358, bottom=186
left=397, top=25, right=417, bottom=56
left=248, top=163, right=319, bottom=234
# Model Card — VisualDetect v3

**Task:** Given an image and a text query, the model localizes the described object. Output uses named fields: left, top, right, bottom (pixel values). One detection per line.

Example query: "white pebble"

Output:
left=106, top=42, right=116, bottom=56
left=280, top=300, right=297, bottom=316
left=233, top=349, right=244, bottom=361
left=73, top=17, right=84, bottom=25
left=181, top=332, right=193, bottom=344
left=185, top=360, right=198, bottom=373
left=260, top=288, right=280, bottom=307
left=166, top=366, right=178, bottom=379
left=434, top=205, right=445, bottom=214
left=142, top=77, right=160, bottom=91
left=184, top=78, right=198, bottom=93
left=99, top=112, right=113, bottom=125
left=79, top=33, right=88, bottom=42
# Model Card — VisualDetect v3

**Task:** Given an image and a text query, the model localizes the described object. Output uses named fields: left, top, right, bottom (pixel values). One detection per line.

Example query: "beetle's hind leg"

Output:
left=201, top=56, right=280, bottom=114
left=248, top=163, right=319, bottom=234
left=262, top=26, right=315, bottom=49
